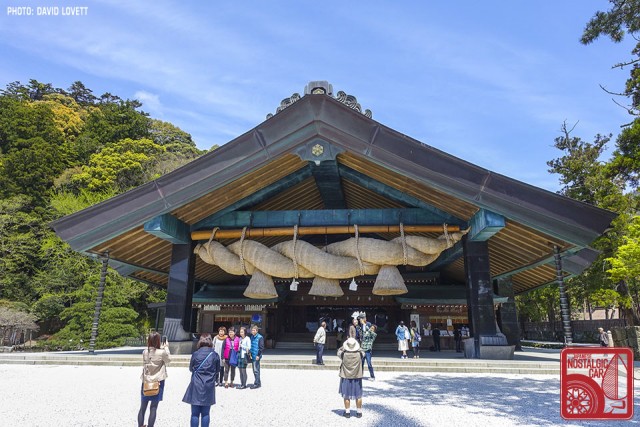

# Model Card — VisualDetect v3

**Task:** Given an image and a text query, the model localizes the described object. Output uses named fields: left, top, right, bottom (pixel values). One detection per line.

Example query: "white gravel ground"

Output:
left=0, top=364, right=638, bottom=426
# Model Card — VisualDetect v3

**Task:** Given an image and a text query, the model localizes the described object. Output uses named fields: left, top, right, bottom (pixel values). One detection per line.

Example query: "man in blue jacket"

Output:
left=249, top=324, right=264, bottom=389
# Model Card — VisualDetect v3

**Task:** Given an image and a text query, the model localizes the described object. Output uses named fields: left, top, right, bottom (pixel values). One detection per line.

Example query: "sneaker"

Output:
left=370, top=377, right=375, bottom=381
left=343, top=412, right=351, bottom=418
left=356, top=413, right=362, bottom=418
left=249, top=384, right=261, bottom=389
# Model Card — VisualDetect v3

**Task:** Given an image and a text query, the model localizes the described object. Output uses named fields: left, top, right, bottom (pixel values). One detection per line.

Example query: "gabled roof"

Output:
left=51, top=92, right=616, bottom=294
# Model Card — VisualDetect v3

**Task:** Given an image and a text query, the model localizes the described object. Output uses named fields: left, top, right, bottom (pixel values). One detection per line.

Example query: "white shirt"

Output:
left=313, top=326, right=326, bottom=344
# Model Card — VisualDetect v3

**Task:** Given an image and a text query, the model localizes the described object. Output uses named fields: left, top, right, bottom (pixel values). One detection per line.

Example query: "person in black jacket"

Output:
left=183, top=334, right=221, bottom=427
left=432, top=326, right=441, bottom=352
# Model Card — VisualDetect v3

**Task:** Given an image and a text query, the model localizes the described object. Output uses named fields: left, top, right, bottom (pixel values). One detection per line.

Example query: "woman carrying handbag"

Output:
left=138, top=332, right=171, bottom=427
left=222, top=327, right=240, bottom=388
left=183, top=334, right=221, bottom=427
left=237, top=326, right=252, bottom=389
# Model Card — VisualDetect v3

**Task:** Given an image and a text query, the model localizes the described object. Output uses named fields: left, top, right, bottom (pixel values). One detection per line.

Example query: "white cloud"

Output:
left=134, top=90, right=162, bottom=115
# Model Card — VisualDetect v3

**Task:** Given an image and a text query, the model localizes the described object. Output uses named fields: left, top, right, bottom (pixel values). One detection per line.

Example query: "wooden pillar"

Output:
left=164, top=243, right=196, bottom=342
left=88, top=252, right=109, bottom=354
left=495, top=277, right=522, bottom=350
left=554, top=246, right=573, bottom=345
left=464, top=239, right=496, bottom=357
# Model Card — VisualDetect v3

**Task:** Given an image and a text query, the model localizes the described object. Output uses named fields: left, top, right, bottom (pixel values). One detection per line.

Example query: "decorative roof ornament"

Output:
left=335, top=91, right=372, bottom=118
left=266, top=81, right=372, bottom=119
left=266, top=92, right=301, bottom=119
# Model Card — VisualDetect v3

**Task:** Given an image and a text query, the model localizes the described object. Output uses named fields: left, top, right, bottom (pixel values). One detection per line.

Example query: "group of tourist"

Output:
left=138, top=325, right=264, bottom=427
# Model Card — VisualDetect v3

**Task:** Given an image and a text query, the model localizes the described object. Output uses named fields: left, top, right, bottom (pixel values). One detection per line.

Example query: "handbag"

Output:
left=143, top=380, right=160, bottom=396
left=142, top=352, right=160, bottom=397
left=229, top=346, right=239, bottom=367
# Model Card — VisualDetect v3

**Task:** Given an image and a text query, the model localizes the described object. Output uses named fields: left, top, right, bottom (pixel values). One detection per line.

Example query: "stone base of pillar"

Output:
left=163, top=317, right=192, bottom=341
left=463, top=337, right=515, bottom=360
left=168, top=340, right=196, bottom=355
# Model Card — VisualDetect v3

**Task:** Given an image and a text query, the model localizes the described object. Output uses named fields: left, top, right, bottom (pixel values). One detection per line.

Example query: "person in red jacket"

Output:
left=222, top=327, right=240, bottom=388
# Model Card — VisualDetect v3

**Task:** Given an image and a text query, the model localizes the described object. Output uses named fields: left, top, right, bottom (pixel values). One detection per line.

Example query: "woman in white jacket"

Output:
left=138, top=331, right=171, bottom=427
left=237, top=326, right=252, bottom=389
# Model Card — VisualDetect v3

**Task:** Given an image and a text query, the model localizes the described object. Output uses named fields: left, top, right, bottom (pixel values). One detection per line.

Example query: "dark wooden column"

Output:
left=495, top=277, right=522, bottom=350
left=464, top=238, right=496, bottom=357
left=554, top=246, right=573, bottom=345
left=164, top=243, right=196, bottom=341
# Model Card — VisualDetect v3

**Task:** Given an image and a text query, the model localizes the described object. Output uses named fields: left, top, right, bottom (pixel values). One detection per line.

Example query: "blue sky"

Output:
left=0, top=1, right=634, bottom=191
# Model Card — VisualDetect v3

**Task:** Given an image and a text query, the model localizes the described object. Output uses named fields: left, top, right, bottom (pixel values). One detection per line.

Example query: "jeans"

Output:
left=252, top=357, right=261, bottom=386
left=190, top=405, right=211, bottom=427
left=434, top=338, right=440, bottom=351
left=239, top=367, right=247, bottom=386
left=362, top=350, right=375, bottom=378
left=315, top=343, right=324, bottom=364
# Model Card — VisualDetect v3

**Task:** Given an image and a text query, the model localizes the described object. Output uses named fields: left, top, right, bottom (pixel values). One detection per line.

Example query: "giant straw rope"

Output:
left=195, top=226, right=469, bottom=299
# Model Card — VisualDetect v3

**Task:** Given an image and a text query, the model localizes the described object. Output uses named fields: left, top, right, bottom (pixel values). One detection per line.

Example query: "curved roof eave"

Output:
left=51, top=94, right=616, bottom=252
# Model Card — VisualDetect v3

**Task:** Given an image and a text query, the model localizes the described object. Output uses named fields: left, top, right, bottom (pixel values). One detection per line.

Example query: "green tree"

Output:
left=71, top=138, right=165, bottom=192
left=79, top=99, right=150, bottom=148
left=582, top=0, right=640, bottom=114
left=0, top=196, right=45, bottom=303
left=67, top=81, right=96, bottom=106
left=546, top=121, right=613, bottom=204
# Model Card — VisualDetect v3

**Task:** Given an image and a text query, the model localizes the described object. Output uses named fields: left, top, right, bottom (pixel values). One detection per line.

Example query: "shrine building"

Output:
left=51, top=81, right=615, bottom=357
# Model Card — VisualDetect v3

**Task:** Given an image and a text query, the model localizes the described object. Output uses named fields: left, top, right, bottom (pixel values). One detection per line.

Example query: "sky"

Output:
left=0, top=1, right=634, bottom=191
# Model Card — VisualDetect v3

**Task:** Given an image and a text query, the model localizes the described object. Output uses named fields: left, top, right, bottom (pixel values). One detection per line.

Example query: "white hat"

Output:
left=342, top=337, right=360, bottom=352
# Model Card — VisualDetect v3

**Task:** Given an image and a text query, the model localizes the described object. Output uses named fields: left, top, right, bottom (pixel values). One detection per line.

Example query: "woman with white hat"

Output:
left=337, top=336, right=365, bottom=418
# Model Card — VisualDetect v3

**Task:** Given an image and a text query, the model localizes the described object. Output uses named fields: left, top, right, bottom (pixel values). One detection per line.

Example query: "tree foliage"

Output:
left=0, top=79, right=202, bottom=348
left=582, top=0, right=640, bottom=115
left=522, top=2, right=640, bottom=329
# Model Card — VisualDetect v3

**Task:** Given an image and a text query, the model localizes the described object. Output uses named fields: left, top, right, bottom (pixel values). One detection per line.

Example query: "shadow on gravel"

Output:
left=367, top=374, right=640, bottom=426
left=365, top=403, right=429, bottom=426
left=330, top=405, right=419, bottom=426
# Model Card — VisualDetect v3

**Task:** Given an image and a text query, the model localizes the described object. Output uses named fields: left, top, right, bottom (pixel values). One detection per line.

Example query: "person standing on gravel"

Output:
left=432, top=325, right=441, bottom=352
left=598, top=327, right=609, bottom=347
left=222, top=327, right=240, bottom=388
left=249, top=324, right=264, bottom=389
left=360, top=324, right=377, bottom=380
left=410, top=321, right=421, bottom=358
left=313, top=321, right=327, bottom=365
left=237, top=326, right=252, bottom=389
left=138, top=331, right=171, bottom=427
left=212, top=327, right=227, bottom=387
left=182, top=333, right=220, bottom=427
left=338, top=337, right=365, bottom=418
left=395, top=321, right=409, bottom=359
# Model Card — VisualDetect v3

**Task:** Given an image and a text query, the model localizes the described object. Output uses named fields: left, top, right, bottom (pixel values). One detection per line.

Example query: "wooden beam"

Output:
left=338, top=164, right=465, bottom=224
left=192, top=224, right=461, bottom=240
left=426, top=240, right=464, bottom=271
left=468, top=209, right=505, bottom=241
left=144, top=213, right=191, bottom=244
left=193, top=166, right=313, bottom=230
left=492, top=247, right=583, bottom=281
left=200, top=208, right=466, bottom=229
left=311, top=160, right=346, bottom=209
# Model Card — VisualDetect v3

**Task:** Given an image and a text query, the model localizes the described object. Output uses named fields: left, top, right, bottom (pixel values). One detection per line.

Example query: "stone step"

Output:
left=0, top=354, right=559, bottom=374
left=0, top=358, right=559, bottom=374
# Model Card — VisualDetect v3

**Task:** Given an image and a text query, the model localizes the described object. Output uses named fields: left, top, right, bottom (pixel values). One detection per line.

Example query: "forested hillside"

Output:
left=0, top=80, right=210, bottom=349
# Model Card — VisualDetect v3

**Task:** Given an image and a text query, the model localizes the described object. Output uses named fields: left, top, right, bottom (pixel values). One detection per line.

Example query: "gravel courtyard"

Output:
left=0, top=364, right=638, bottom=426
